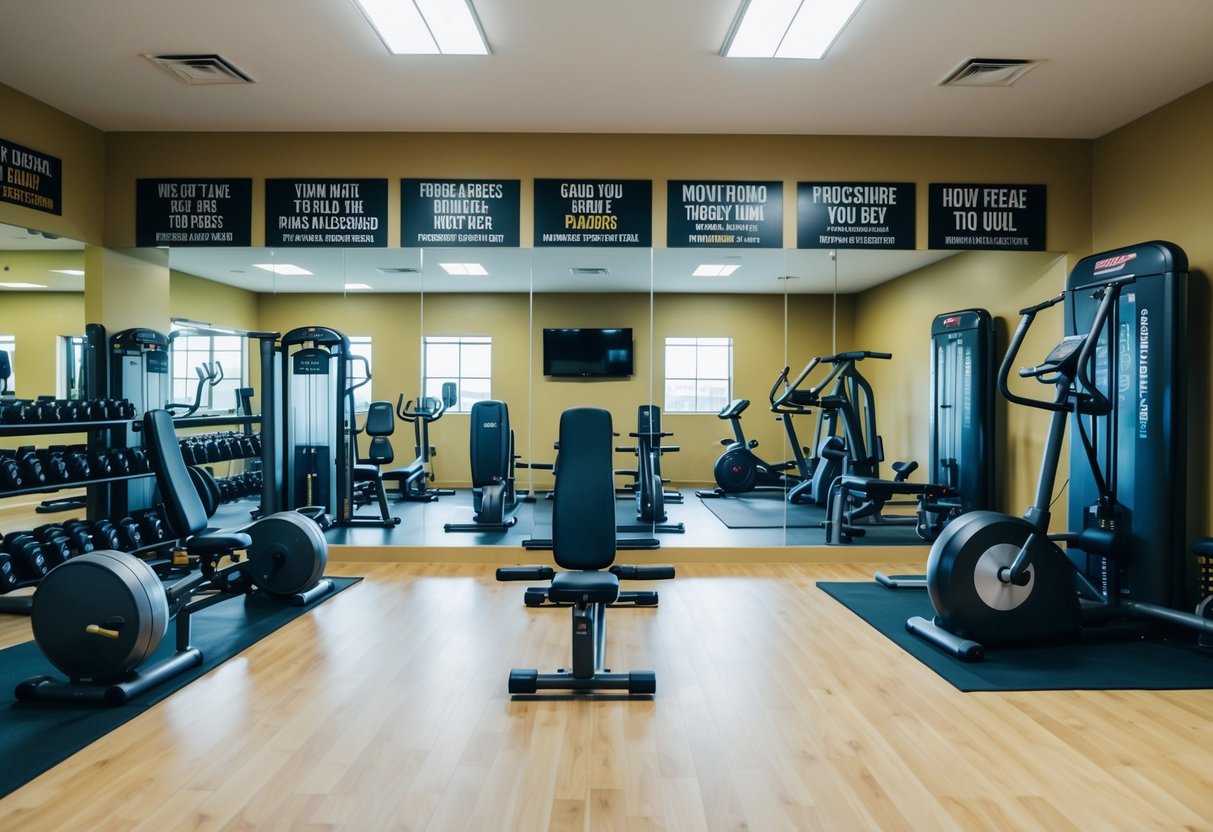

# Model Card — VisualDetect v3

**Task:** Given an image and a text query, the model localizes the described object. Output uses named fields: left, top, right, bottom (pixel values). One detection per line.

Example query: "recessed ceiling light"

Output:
left=693, top=264, right=741, bottom=277
left=439, top=262, right=488, bottom=275
left=723, top=0, right=864, bottom=59
left=352, top=0, right=490, bottom=55
left=49, top=269, right=85, bottom=276
left=253, top=263, right=313, bottom=275
left=345, top=283, right=373, bottom=290
left=0, top=282, right=48, bottom=289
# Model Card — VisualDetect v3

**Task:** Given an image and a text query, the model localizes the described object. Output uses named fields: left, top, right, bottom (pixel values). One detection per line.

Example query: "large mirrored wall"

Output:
left=0, top=225, right=1068, bottom=550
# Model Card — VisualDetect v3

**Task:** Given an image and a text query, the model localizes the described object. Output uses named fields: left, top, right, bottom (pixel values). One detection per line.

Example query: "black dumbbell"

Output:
left=61, top=521, right=96, bottom=555
left=34, top=532, right=73, bottom=567
left=2, top=533, right=48, bottom=582
left=115, top=516, right=144, bottom=551
left=80, top=399, right=105, bottom=421
left=118, top=400, right=136, bottom=419
left=35, top=449, right=69, bottom=484
left=0, top=453, right=22, bottom=490
left=90, top=519, right=121, bottom=551
left=88, top=450, right=113, bottom=477
left=1, top=400, right=32, bottom=424
left=17, top=450, right=46, bottom=487
left=136, top=508, right=168, bottom=544
left=64, top=448, right=91, bottom=481
left=128, top=447, right=150, bottom=473
left=0, top=553, right=20, bottom=592
left=106, top=448, right=131, bottom=476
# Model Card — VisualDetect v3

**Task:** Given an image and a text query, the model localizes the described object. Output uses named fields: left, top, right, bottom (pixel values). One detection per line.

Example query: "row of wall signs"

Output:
left=0, top=136, right=1047, bottom=252
left=135, top=177, right=1046, bottom=251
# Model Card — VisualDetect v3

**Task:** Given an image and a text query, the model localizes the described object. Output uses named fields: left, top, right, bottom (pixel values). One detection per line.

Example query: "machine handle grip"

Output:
left=85, top=624, right=120, bottom=639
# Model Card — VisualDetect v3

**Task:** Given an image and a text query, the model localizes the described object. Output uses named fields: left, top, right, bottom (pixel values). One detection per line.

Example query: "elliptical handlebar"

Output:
left=395, top=391, right=448, bottom=423
left=997, top=292, right=1069, bottom=412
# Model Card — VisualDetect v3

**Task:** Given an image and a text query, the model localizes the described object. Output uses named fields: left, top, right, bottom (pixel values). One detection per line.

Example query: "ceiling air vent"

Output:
left=145, top=54, right=255, bottom=85
left=377, top=266, right=421, bottom=274
left=942, top=58, right=1040, bottom=87
left=569, top=267, right=610, bottom=276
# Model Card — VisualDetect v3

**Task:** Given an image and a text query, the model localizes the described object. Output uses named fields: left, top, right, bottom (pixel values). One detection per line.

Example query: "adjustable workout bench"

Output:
left=499, top=407, right=672, bottom=694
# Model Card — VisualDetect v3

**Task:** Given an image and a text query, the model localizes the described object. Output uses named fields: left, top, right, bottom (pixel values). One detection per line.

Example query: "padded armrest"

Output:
left=610, top=564, right=675, bottom=580
left=496, top=566, right=555, bottom=581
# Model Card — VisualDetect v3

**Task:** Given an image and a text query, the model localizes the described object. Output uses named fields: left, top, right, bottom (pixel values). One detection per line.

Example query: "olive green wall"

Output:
left=170, top=271, right=259, bottom=331
left=0, top=83, right=105, bottom=245
left=0, top=291, right=84, bottom=399
left=1092, top=79, right=1213, bottom=543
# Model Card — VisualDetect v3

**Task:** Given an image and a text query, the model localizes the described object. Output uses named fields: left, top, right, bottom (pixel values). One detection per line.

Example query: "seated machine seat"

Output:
left=548, top=570, right=620, bottom=604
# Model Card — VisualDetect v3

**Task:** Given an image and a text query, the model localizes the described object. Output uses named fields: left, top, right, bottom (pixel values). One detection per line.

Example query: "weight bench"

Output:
left=824, top=462, right=958, bottom=544
left=499, top=407, right=673, bottom=694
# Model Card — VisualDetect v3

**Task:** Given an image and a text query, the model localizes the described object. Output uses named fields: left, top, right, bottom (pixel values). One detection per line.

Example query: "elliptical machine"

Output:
left=909, top=241, right=1213, bottom=661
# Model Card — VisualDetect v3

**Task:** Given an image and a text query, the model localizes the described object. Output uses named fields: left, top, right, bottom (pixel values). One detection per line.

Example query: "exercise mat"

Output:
left=697, top=491, right=826, bottom=529
left=819, top=581, right=1213, bottom=691
left=0, top=576, right=360, bottom=799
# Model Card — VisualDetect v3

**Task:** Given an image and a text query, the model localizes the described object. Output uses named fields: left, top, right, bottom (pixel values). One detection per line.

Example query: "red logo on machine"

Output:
left=943, top=316, right=961, bottom=327
left=1093, top=252, right=1137, bottom=275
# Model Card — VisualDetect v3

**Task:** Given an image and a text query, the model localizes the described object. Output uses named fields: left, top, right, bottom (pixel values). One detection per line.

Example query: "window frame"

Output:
left=423, top=335, right=492, bottom=414
left=663, top=336, right=733, bottom=414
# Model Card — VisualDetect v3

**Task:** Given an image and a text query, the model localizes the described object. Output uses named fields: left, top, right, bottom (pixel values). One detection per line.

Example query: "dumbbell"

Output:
left=61, top=520, right=97, bottom=555
left=63, top=448, right=91, bottom=481
left=114, top=516, right=144, bottom=551
left=2, top=533, right=48, bottom=582
left=128, top=447, right=150, bottom=473
left=31, top=525, right=76, bottom=567
left=0, top=453, right=23, bottom=490
left=90, top=519, right=122, bottom=551
left=78, top=399, right=105, bottom=421
left=17, top=449, right=46, bottom=487
left=0, top=399, right=33, bottom=424
left=105, top=447, right=131, bottom=476
left=88, top=449, right=113, bottom=477
left=35, top=449, right=69, bottom=485
left=136, top=508, right=169, bottom=545
left=33, top=400, right=63, bottom=422
left=0, top=553, right=20, bottom=592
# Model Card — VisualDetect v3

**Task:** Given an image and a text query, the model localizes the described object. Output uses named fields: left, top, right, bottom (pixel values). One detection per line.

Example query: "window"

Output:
left=665, top=337, right=732, bottom=413
left=423, top=336, right=491, bottom=413
left=0, top=334, right=13, bottom=395
left=347, top=336, right=373, bottom=412
left=169, top=328, right=246, bottom=414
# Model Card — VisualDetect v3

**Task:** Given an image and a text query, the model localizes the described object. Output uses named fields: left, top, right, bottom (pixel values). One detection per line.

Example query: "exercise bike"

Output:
left=909, top=271, right=1213, bottom=660
left=382, top=383, right=456, bottom=502
left=696, top=398, right=805, bottom=498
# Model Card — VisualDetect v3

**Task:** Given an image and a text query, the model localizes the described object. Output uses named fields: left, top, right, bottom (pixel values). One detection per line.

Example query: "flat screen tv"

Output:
left=543, top=328, right=634, bottom=378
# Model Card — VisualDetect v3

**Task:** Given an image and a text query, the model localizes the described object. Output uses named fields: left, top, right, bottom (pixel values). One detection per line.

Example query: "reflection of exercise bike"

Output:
left=910, top=261, right=1213, bottom=660
left=697, top=398, right=804, bottom=497
left=383, top=383, right=456, bottom=502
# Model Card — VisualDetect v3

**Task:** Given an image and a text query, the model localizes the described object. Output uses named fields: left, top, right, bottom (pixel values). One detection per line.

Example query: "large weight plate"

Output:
left=244, top=511, right=328, bottom=598
left=32, top=551, right=168, bottom=682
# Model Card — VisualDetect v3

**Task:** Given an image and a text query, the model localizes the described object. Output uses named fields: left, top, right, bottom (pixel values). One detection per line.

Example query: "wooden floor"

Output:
left=1, top=560, right=1212, bottom=831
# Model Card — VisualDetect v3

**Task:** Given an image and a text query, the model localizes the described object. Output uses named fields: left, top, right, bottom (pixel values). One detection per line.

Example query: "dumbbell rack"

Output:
left=0, top=418, right=152, bottom=498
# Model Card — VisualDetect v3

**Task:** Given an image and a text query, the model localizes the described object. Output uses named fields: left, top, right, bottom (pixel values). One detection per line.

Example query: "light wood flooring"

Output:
left=1, top=560, right=1212, bottom=831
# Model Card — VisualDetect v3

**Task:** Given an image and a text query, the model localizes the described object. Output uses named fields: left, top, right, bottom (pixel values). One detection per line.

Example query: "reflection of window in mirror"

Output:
left=424, top=335, right=490, bottom=412
left=664, top=336, right=732, bottom=413
left=169, top=326, right=247, bottom=414
left=348, top=336, right=373, bottom=412
left=58, top=335, right=85, bottom=400
left=0, top=334, right=13, bottom=395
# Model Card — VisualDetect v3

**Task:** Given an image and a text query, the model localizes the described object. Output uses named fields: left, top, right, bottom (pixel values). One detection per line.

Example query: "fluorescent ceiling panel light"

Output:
left=693, top=264, right=741, bottom=277
left=253, top=263, right=313, bottom=275
left=345, top=282, right=373, bottom=290
left=352, top=0, right=489, bottom=55
left=49, top=269, right=85, bottom=276
left=724, top=0, right=864, bottom=59
left=0, top=282, right=48, bottom=289
left=439, top=262, right=488, bottom=275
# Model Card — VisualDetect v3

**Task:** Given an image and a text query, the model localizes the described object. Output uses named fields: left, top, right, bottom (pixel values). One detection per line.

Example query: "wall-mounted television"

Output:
left=542, top=328, right=634, bottom=378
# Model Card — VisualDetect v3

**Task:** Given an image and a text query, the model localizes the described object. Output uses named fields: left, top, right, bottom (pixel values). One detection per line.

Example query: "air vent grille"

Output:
left=570, top=267, right=610, bottom=276
left=145, top=54, right=255, bottom=85
left=942, top=58, right=1040, bottom=87
left=377, top=267, right=422, bottom=274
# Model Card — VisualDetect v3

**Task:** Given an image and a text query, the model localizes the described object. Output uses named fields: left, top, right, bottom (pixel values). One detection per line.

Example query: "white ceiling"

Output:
left=0, top=0, right=1211, bottom=138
